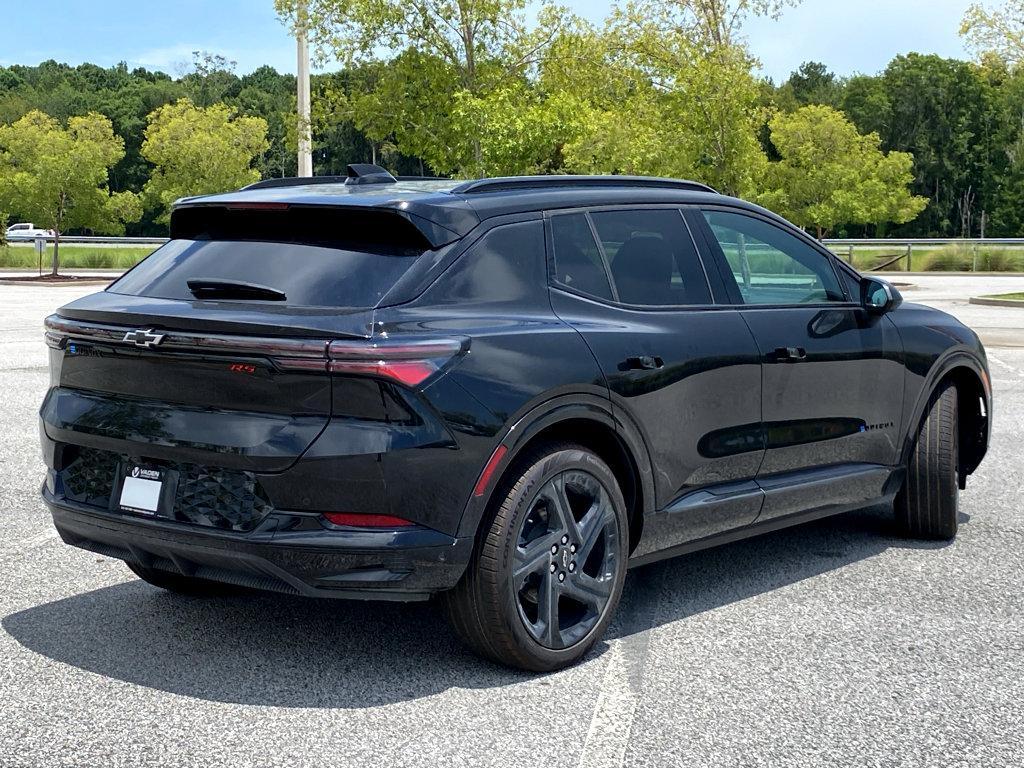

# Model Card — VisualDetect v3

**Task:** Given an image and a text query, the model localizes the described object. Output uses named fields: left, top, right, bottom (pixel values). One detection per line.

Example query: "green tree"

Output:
left=181, top=52, right=242, bottom=108
left=275, top=0, right=571, bottom=176
left=141, top=99, right=268, bottom=221
left=876, top=54, right=1000, bottom=236
left=0, top=110, right=141, bottom=274
left=235, top=66, right=296, bottom=178
left=838, top=74, right=891, bottom=137
left=544, top=0, right=773, bottom=196
left=683, top=0, right=797, bottom=46
left=759, top=105, right=926, bottom=237
left=961, top=0, right=1024, bottom=67
left=776, top=61, right=843, bottom=109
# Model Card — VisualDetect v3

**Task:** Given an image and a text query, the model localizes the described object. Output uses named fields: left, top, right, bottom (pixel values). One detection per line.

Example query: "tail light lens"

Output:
left=322, top=512, right=415, bottom=528
left=327, top=337, right=465, bottom=387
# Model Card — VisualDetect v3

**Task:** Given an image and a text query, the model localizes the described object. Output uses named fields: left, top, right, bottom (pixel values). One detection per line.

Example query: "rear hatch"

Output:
left=42, top=204, right=437, bottom=477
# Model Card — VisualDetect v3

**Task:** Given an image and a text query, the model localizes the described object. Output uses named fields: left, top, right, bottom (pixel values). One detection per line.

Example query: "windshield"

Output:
left=108, top=239, right=423, bottom=309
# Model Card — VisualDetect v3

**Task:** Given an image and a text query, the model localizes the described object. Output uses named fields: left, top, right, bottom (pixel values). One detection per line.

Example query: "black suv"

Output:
left=40, top=167, right=991, bottom=671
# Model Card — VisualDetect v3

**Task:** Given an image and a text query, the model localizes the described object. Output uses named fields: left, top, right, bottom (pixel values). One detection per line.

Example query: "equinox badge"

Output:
left=122, top=329, right=165, bottom=348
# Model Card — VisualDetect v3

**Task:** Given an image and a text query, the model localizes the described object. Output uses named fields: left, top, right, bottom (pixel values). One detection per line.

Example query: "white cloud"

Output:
left=128, top=44, right=203, bottom=75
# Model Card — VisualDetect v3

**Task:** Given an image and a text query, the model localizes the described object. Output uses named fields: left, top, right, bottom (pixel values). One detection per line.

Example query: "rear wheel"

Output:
left=443, top=443, right=628, bottom=671
left=127, top=563, right=238, bottom=596
left=895, top=381, right=959, bottom=540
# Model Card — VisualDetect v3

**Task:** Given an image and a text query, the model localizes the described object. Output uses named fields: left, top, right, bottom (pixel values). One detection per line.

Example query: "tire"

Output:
left=127, top=563, right=239, bottom=596
left=895, top=380, right=959, bottom=540
left=442, top=443, right=629, bottom=672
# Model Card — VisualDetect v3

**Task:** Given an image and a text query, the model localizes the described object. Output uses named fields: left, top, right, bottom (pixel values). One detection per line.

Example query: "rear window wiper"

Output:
left=186, top=278, right=287, bottom=302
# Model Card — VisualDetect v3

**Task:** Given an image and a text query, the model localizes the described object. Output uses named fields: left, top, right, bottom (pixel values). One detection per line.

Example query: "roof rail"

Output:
left=244, top=175, right=350, bottom=190
left=449, top=175, right=718, bottom=195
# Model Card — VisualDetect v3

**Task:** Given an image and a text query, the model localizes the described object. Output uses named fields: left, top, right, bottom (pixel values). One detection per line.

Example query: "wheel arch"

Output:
left=457, top=395, right=655, bottom=554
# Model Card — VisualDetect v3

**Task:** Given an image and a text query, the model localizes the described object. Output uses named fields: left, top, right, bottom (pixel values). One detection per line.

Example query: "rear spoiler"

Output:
left=170, top=203, right=464, bottom=250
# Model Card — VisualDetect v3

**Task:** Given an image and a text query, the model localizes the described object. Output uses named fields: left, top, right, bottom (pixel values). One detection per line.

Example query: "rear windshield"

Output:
left=107, top=239, right=422, bottom=308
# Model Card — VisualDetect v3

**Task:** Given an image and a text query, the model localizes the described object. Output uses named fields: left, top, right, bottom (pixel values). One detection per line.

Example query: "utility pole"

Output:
left=296, top=0, right=313, bottom=177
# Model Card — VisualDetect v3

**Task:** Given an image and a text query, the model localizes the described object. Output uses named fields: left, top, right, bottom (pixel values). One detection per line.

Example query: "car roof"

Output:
left=173, top=175, right=774, bottom=247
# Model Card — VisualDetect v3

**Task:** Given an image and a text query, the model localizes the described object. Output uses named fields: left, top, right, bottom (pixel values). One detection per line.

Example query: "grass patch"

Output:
left=982, top=292, right=1024, bottom=301
left=0, top=244, right=156, bottom=270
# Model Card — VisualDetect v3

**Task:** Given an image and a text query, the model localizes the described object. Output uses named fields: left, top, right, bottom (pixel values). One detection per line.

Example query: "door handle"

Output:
left=772, top=346, right=807, bottom=363
left=623, top=355, right=664, bottom=371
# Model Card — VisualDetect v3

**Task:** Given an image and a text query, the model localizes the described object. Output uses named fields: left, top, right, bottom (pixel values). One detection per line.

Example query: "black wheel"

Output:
left=895, top=380, right=959, bottom=540
left=127, top=563, right=238, bottom=596
left=442, top=443, right=628, bottom=672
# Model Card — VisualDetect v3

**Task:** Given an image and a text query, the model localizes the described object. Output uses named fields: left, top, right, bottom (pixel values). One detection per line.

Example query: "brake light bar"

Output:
left=223, top=202, right=290, bottom=211
left=43, top=316, right=466, bottom=388
left=327, top=337, right=465, bottom=387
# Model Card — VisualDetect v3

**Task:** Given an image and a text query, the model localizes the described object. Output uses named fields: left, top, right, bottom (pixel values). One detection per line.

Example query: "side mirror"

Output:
left=861, top=277, right=902, bottom=314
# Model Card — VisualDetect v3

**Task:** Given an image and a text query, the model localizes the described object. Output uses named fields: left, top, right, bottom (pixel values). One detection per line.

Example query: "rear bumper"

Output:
left=43, top=488, right=473, bottom=601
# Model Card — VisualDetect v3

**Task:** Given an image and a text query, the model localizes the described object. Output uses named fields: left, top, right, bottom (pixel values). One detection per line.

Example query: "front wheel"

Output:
left=895, top=381, right=959, bottom=540
left=442, top=443, right=629, bottom=672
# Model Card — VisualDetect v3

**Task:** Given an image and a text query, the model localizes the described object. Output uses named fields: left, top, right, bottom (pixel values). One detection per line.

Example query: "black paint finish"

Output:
left=39, top=179, right=991, bottom=600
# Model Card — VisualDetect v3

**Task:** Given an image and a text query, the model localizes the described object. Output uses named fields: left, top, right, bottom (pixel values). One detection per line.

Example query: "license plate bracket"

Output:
left=113, top=463, right=179, bottom=518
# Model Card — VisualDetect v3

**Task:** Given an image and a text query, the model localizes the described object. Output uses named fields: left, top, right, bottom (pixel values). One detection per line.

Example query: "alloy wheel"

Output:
left=512, top=470, right=620, bottom=649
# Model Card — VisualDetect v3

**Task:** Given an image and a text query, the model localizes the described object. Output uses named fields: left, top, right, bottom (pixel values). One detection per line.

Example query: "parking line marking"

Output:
left=578, top=578, right=661, bottom=769
left=578, top=639, right=640, bottom=768
left=0, top=530, right=57, bottom=558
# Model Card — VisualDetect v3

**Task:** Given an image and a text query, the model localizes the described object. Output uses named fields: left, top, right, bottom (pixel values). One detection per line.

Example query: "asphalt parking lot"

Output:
left=2, top=276, right=1023, bottom=766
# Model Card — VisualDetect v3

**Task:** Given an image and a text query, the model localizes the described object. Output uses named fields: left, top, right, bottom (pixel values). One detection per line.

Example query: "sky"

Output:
left=0, top=0, right=976, bottom=82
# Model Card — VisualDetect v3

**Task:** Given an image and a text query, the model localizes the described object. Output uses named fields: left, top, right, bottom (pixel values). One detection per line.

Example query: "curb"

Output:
left=969, top=296, right=1024, bottom=308
left=865, top=271, right=1024, bottom=277
left=0, top=278, right=112, bottom=287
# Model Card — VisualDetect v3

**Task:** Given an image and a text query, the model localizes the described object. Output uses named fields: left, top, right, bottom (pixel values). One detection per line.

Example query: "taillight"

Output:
left=327, top=337, right=465, bottom=387
left=322, top=512, right=415, bottom=528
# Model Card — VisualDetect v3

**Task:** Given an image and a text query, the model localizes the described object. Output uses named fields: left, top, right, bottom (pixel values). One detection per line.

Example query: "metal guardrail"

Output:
left=6, top=235, right=169, bottom=246
left=823, top=238, right=1024, bottom=245
left=822, top=238, right=1024, bottom=272
left=6, top=235, right=1024, bottom=273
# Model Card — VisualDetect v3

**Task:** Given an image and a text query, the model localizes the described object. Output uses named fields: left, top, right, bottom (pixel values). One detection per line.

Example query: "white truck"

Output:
left=5, top=223, right=54, bottom=240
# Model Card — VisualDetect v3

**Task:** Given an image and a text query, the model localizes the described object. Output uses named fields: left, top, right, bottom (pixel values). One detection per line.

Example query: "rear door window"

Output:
left=589, top=209, right=711, bottom=306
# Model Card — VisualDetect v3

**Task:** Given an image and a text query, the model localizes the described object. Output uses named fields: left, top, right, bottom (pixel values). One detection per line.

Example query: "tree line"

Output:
left=1, top=0, right=1023, bottom=246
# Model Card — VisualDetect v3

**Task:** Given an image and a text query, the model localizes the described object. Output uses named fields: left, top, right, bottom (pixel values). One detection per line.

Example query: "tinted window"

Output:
left=424, top=221, right=546, bottom=307
left=109, top=239, right=422, bottom=309
left=591, top=209, right=711, bottom=306
left=700, top=211, right=843, bottom=305
left=550, top=213, right=613, bottom=300
left=702, top=211, right=845, bottom=305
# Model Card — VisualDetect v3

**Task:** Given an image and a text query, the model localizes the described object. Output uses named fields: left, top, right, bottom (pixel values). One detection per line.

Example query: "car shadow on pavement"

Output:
left=2, top=506, right=957, bottom=708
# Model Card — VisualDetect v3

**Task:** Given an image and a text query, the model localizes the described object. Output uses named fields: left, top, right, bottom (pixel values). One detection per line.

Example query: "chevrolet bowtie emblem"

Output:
left=122, top=329, right=166, bottom=348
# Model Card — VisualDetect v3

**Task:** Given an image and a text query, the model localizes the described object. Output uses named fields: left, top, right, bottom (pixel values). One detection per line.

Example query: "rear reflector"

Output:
left=328, top=337, right=465, bottom=387
left=474, top=444, right=508, bottom=497
left=322, top=512, right=414, bottom=528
